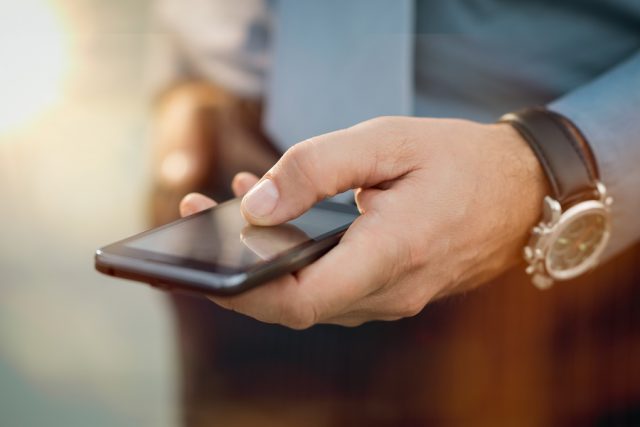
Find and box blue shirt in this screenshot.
[155,0,640,262]
[264,0,640,262]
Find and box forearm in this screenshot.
[548,50,640,261]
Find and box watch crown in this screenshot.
[596,181,613,208]
[542,196,562,226]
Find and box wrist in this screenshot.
[498,108,612,288]
[494,122,551,268]
[445,121,551,294]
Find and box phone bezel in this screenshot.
[95,199,358,295]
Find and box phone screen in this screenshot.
[125,199,357,269]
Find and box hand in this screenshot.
[152,81,277,225]
[181,116,548,328]
[153,82,225,192]
[179,171,260,215]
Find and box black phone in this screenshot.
[95,198,359,296]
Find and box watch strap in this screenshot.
[500,108,599,206]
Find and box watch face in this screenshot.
[546,207,610,280]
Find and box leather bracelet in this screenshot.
[499,107,599,207]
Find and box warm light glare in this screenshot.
[0,0,68,133]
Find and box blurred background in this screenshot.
[1,1,639,426]
[0,1,179,425]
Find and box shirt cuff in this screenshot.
[548,50,640,262]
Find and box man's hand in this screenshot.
[181,116,548,328]
[152,81,277,225]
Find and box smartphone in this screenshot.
[95,198,359,296]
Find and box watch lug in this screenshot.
[522,196,562,291]
[542,196,562,226]
[595,181,613,207]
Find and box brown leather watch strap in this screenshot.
[500,107,600,207]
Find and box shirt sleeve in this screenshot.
[548,51,640,262]
[150,0,271,98]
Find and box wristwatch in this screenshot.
[499,108,612,290]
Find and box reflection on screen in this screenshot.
[126,199,357,269]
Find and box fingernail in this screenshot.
[243,179,279,218]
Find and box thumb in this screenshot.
[241,117,414,225]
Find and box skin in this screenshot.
[151,81,278,225]
[180,116,549,329]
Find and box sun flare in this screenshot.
[0,0,69,134]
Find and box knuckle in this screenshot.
[280,140,327,196]
[350,116,402,137]
[278,298,318,330]
[209,295,234,311]
[358,116,418,174]
[406,235,431,273]
[394,298,425,319]
[363,115,398,129]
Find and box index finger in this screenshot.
[209,213,392,329]
[241,117,417,226]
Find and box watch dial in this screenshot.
[547,212,607,273]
